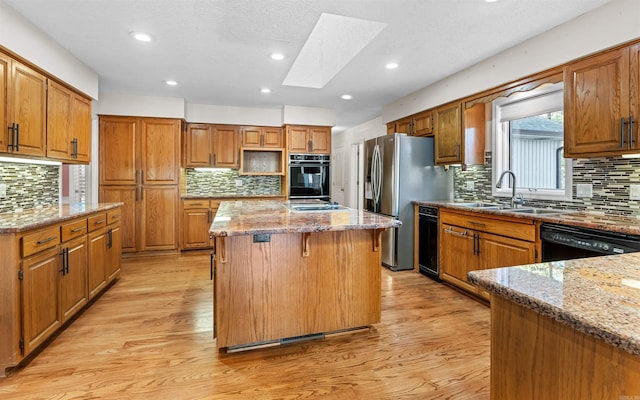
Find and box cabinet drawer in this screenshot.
[61,219,87,242]
[22,226,61,257]
[87,213,108,232]
[440,210,536,242]
[107,209,121,225]
[183,199,209,209]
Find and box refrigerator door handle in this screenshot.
[374,145,382,208]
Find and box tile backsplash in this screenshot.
[454,153,640,217]
[185,168,281,196]
[0,161,60,213]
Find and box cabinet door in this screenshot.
[435,102,462,164]
[630,43,640,147]
[141,118,180,185]
[213,126,239,168]
[479,233,535,271]
[564,47,630,157]
[309,127,331,153]
[182,208,212,249]
[287,126,309,153]
[9,61,46,157]
[241,126,261,147]
[140,185,179,251]
[394,117,413,134]
[386,123,396,135]
[46,80,73,161]
[60,236,88,323]
[184,123,213,167]
[0,53,7,150]
[99,186,137,253]
[413,111,433,136]
[105,224,122,282]
[439,224,479,292]
[87,229,107,299]
[70,94,92,163]
[262,127,283,148]
[21,247,61,355]
[99,116,139,185]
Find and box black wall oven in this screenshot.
[418,205,440,280]
[288,154,330,200]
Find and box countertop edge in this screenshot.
[0,202,124,233]
[468,270,640,357]
[210,221,400,237]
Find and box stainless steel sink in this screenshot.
[499,207,570,215]
[453,202,502,209]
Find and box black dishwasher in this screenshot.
[540,223,640,262]
[418,205,440,281]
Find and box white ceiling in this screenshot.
[3,0,610,132]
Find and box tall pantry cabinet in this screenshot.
[98,116,181,253]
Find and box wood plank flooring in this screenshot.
[0,253,490,399]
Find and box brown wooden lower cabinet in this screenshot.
[439,209,538,301]
[0,207,122,377]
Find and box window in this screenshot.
[492,82,571,201]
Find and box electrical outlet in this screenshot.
[576,183,592,198]
[0,183,6,199]
[631,184,640,200]
[466,181,475,191]
[235,179,243,187]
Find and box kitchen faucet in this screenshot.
[496,170,523,208]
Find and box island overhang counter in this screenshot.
[468,253,640,399]
[209,200,400,351]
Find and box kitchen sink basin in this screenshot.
[499,207,570,215]
[453,202,502,209]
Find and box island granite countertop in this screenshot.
[0,202,124,233]
[468,253,640,356]
[210,200,400,237]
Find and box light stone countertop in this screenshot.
[0,203,123,233]
[468,253,640,356]
[209,200,400,237]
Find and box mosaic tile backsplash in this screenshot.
[185,168,281,196]
[0,162,60,213]
[454,153,640,217]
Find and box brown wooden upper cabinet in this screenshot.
[0,52,47,157]
[564,43,640,158]
[286,125,331,154]
[241,126,283,148]
[434,102,463,164]
[387,110,433,136]
[47,80,92,163]
[183,123,239,168]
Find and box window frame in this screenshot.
[491,82,572,202]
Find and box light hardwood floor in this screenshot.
[0,253,490,399]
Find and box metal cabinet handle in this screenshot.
[71,226,85,233]
[107,229,113,249]
[444,227,467,237]
[622,117,627,148]
[14,124,19,151]
[60,248,67,275]
[36,236,57,245]
[94,219,106,225]
[455,143,460,159]
[468,221,486,227]
[71,138,78,158]
[630,115,635,148]
[7,123,16,151]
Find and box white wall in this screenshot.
[95,93,186,119]
[0,1,98,98]
[383,0,640,123]
[282,105,336,126]
[187,104,282,126]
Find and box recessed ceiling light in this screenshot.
[166,80,178,86]
[486,0,498,2]
[341,94,352,100]
[386,62,399,70]
[130,31,154,42]
[260,88,271,93]
[270,53,285,61]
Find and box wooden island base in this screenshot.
[214,229,383,350]
[491,295,640,399]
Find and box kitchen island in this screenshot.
[468,254,640,399]
[209,200,400,351]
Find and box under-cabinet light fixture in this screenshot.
[0,156,61,166]
[193,168,232,172]
[622,154,640,159]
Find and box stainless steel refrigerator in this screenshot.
[364,133,453,271]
